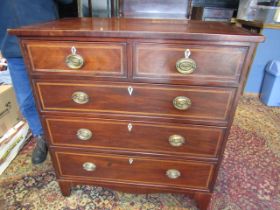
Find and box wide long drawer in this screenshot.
[35,81,236,124]
[44,117,226,158]
[22,40,127,78]
[133,42,247,86]
[53,150,215,190]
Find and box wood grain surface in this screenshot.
[44,117,226,158]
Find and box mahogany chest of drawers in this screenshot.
[11,18,263,210]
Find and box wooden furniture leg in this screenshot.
[193,192,212,210]
[58,180,72,197]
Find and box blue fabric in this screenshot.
[0,0,73,136]
[7,58,43,136]
[0,0,73,58]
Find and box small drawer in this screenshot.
[23,40,127,78]
[35,81,235,125]
[133,43,247,86]
[54,150,215,190]
[44,117,226,158]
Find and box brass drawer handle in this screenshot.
[166,169,181,179]
[76,128,92,141]
[173,96,191,110]
[65,46,84,69]
[176,49,196,74]
[72,91,89,104]
[83,162,96,171]
[169,135,185,147]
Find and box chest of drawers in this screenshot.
[11,18,263,210]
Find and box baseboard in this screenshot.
[242,92,260,97]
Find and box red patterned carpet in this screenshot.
[0,96,280,210]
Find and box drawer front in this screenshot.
[35,81,235,123]
[133,43,247,85]
[54,150,215,190]
[23,40,127,78]
[45,117,226,158]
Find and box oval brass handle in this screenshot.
[166,169,181,179]
[169,135,185,147]
[83,162,96,171]
[65,46,84,69]
[176,49,196,74]
[72,91,89,104]
[173,96,191,110]
[76,128,92,141]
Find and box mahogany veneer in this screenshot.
[133,43,247,85]
[10,18,263,210]
[55,150,214,190]
[25,40,127,77]
[44,117,226,158]
[35,81,235,125]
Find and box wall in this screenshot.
[244,28,280,93]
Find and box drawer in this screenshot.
[44,117,226,158]
[23,40,127,78]
[133,43,247,86]
[35,81,235,124]
[53,150,215,190]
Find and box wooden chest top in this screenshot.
[9,18,264,42]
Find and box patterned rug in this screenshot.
[0,96,280,210]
